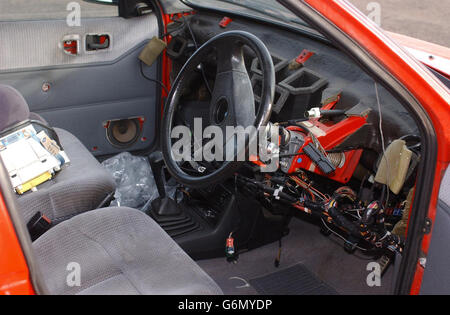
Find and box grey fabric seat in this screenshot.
[33,207,223,295]
[17,128,116,222]
[0,84,115,222]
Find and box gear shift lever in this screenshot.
[149,151,166,198]
[148,151,181,217]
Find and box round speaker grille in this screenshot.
[106,119,141,148]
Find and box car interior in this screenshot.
[0,0,443,295]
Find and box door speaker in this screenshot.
[106,118,142,148]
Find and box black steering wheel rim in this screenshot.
[161,31,275,188]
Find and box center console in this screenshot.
[146,152,287,260]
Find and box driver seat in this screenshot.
[33,206,222,295]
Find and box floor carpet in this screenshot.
[197,217,394,295]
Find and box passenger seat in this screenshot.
[0,84,116,224]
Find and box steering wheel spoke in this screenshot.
[211,42,256,129]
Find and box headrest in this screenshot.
[0,84,30,132]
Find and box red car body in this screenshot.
[0,0,449,295]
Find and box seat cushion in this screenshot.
[17,128,116,223]
[33,207,223,295]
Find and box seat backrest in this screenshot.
[0,84,30,132]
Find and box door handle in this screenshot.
[86,34,110,51]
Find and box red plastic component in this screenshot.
[219,17,233,28]
[63,40,78,55]
[225,236,235,256]
[226,237,234,248]
[295,49,315,65]
[322,93,341,110]
[286,105,367,183]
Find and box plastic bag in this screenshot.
[101,152,159,208]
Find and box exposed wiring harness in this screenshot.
[236,174,404,254]
[375,82,391,208]
[139,60,169,95]
[160,15,186,39]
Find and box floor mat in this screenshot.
[198,218,394,295]
[249,263,338,295]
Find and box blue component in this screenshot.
[2,131,25,146]
[297,158,302,163]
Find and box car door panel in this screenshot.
[420,166,450,294]
[0,15,160,156]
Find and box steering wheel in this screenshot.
[161,31,275,188]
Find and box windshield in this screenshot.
[184,0,307,26]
